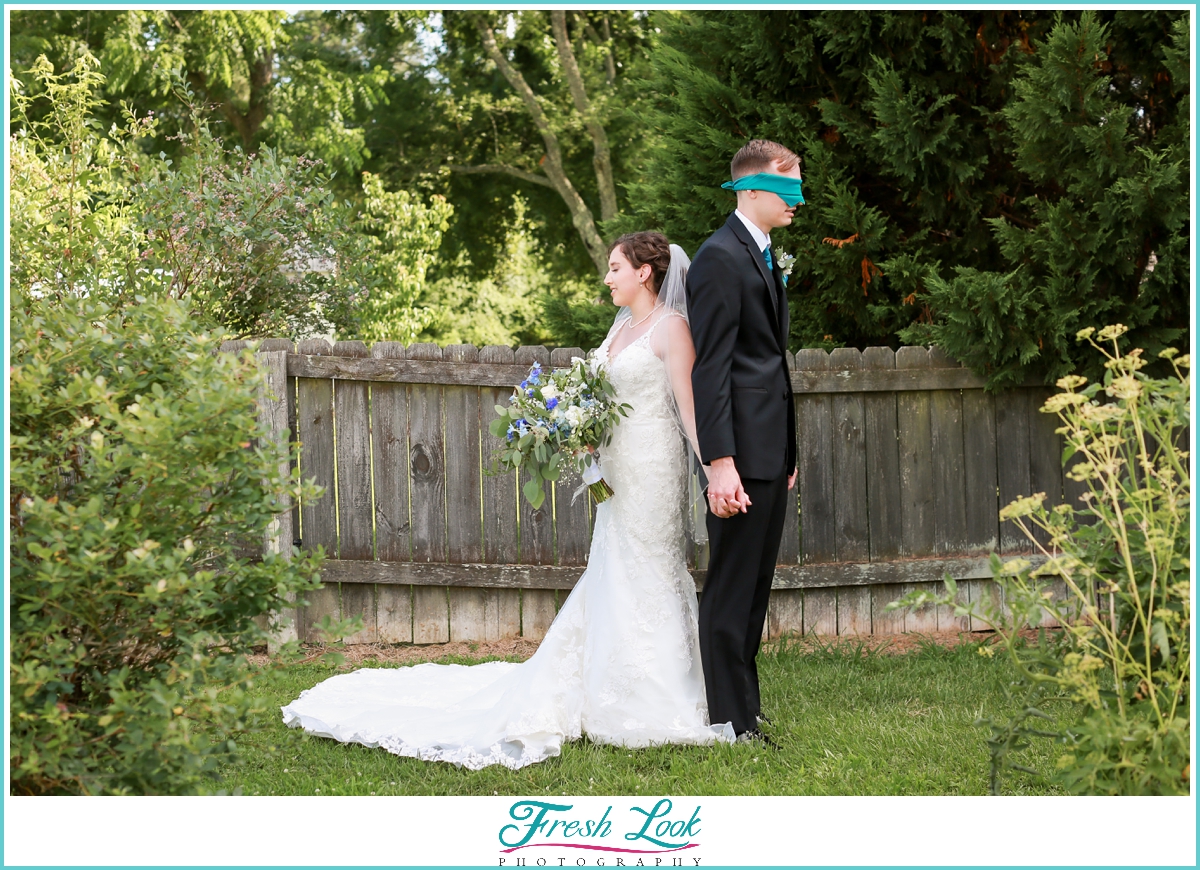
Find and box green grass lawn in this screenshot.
[215,637,1070,796]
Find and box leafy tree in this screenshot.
[622,10,1188,385]
[383,11,655,280]
[11,53,371,339]
[355,171,454,344]
[9,9,393,177]
[419,196,598,348]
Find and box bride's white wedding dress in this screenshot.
[281,312,734,769]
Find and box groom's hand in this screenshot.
[706,456,751,518]
[787,467,797,491]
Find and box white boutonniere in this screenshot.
[777,251,797,286]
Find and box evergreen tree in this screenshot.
[621,10,1188,385]
[901,12,1190,386]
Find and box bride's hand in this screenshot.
[706,457,750,518]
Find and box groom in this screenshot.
[686,139,802,743]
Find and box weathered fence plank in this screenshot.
[893,347,936,632]
[407,343,449,643]
[332,341,375,643]
[996,389,1033,554]
[445,344,484,564]
[830,347,868,563]
[796,349,835,564]
[896,346,936,559]
[863,347,903,562]
[444,344,492,642]
[370,342,412,643]
[837,586,872,636]
[803,588,838,636]
[377,585,413,644]
[479,345,522,641]
[295,338,340,641]
[767,589,803,640]
[521,589,558,642]
[926,348,967,630]
[928,347,967,555]
[260,339,300,556]
[962,389,999,552]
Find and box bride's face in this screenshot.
[604,247,652,308]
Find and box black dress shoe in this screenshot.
[735,728,780,750]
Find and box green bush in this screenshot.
[898,325,1190,794]
[10,293,325,795]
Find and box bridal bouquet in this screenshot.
[488,358,630,509]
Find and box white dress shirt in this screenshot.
[734,209,770,253]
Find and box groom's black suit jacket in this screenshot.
[687,213,797,481]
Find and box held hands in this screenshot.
[705,462,797,518]
[706,456,751,519]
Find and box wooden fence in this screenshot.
[228,338,1075,647]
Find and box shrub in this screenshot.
[10,292,325,794]
[896,325,1190,794]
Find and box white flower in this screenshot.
[541,383,559,401]
[777,250,797,279]
[565,406,585,428]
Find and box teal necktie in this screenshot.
[763,245,774,271]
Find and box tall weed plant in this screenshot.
[897,325,1190,794]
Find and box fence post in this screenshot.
[257,348,298,653]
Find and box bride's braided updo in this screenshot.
[608,232,671,295]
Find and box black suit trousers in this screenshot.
[698,472,789,736]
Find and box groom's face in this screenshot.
[741,160,803,231]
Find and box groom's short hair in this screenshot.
[730,140,800,179]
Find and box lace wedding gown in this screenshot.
[281,314,734,769]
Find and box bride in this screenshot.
[282,232,734,769]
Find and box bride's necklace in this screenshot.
[625,307,656,330]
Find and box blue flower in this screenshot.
[546,397,559,410]
[520,379,529,390]
[506,426,515,442]
[526,388,535,398]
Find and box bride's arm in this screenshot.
[652,313,702,460]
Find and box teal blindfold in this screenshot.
[721,172,805,207]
